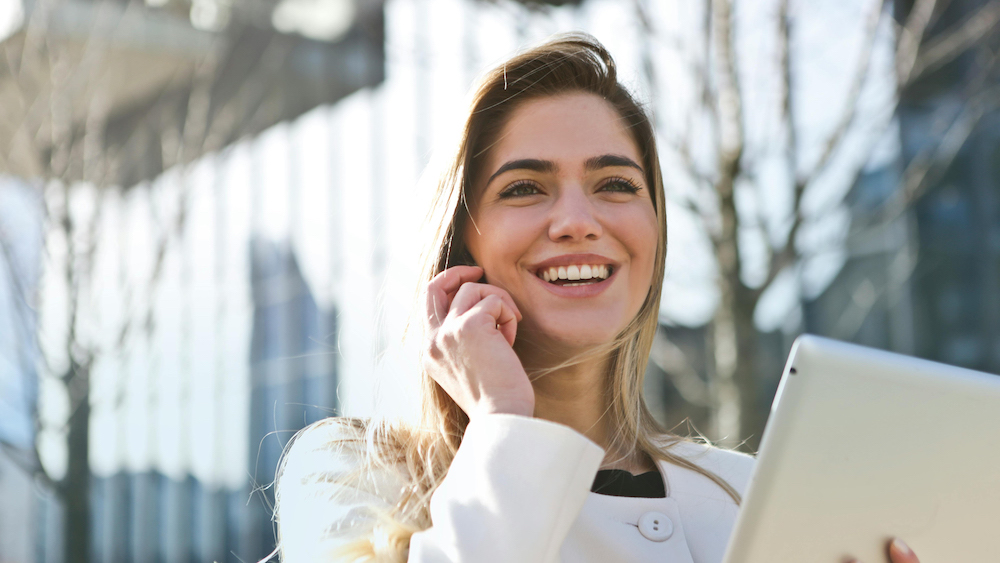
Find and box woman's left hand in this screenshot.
[848,539,920,563]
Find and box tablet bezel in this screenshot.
[722,335,1000,563]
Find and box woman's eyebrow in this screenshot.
[486,158,555,187]
[484,154,643,189]
[585,154,643,173]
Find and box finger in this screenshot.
[485,295,519,346]
[497,309,518,347]
[434,266,484,301]
[888,539,919,563]
[450,283,522,322]
[465,294,519,347]
[425,266,484,325]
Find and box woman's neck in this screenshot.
[530,359,611,447]
[518,346,655,475]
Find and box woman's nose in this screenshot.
[547,188,602,241]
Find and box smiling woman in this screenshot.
[271,34,915,563]
[465,93,658,356]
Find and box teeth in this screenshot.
[539,264,612,283]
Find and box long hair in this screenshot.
[275,33,740,563]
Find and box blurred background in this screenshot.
[0,0,997,561]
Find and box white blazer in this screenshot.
[277,414,756,563]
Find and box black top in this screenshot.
[590,468,666,498]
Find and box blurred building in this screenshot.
[0,0,382,561]
[78,237,338,563]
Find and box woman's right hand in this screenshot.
[848,538,920,563]
[423,265,535,420]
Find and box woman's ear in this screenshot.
[455,249,487,283]
[467,259,488,284]
[454,248,478,269]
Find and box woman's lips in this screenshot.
[530,264,617,298]
[537,263,612,284]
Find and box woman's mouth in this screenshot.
[536,264,613,287]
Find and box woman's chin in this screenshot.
[515,321,624,357]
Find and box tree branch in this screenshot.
[886,85,1000,220]
[710,0,746,277]
[843,80,1000,238]
[758,218,799,298]
[908,0,1000,83]
[672,136,716,202]
[0,439,57,491]
[711,0,744,170]
[757,0,805,302]
[802,0,889,184]
[777,0,795,176]
[896,0,939,86]
[830,245,919,342]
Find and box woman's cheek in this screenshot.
[618,206,658,259]
[623,208,659,304]
[476,214,537,288]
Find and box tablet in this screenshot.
[722,335,1000,563]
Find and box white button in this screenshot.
[637,511,673,541]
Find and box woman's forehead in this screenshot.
[487,92,642,172]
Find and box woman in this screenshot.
[274,34,920,563]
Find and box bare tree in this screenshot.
[645,0,1000,448]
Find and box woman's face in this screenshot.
[464,92,659,352]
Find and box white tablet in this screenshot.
[722,335,1000,563]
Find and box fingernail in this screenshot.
[891,538,912,556]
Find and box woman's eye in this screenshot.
[499,181,542,198]
[600,177,641,194]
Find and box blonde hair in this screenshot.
[275,33,740,563]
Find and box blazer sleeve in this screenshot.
[276,415,604,563]
[407,414,605,563]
